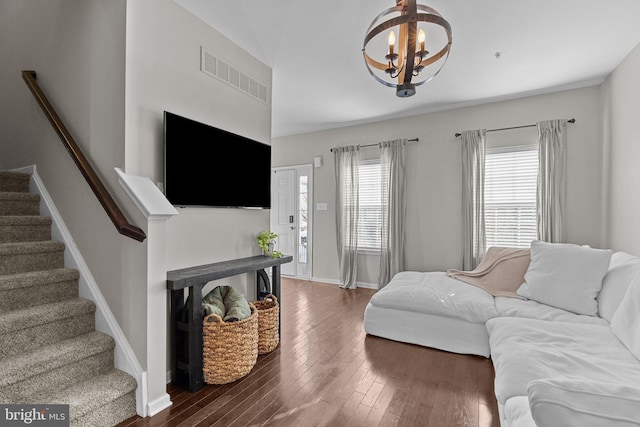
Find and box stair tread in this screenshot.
[0,297,95,335]
[0,240,65,255]
[45,369,137,419]
[0,172,31,194]
[0,331,114,386]
[0,171,30,181]
[0,215,52,225]
[0,268,79,291]
[0,191,39,201]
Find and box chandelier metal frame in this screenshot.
[362,0,452,97]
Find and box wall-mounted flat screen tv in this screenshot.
[163,111,271,209]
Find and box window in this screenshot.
[485,145,538,248]
[358,160,382,251]
[298,175,308,264]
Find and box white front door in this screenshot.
[271,169,296,276]
[270,165,313,279]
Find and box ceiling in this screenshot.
[176,0,640,138]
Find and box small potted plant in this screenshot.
[256,230,282,258]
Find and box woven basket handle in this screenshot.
[204,312,224,323]
[264,294,278,304]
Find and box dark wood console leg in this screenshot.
[187,284,204,392]
[257,269,271,298]
[271,265,282,336]
[170,289,182,386]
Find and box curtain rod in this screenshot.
[454,118,576,138]
[330,137,419,152]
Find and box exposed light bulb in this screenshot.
[388,30,396,46]
[417,29,426,53]
[388,30,396,56]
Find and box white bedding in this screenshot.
[364,271,496,357]
[368,271,498,323]
[487,316,640,406]
[494,297,609,325]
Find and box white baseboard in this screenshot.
[13,165,148,417]
[147,393,172,417]
[356,281,378,290]
[310,276,378,289]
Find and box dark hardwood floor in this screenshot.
[118,277,500,427]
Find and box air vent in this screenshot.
[200,46,268,104]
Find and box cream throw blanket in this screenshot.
[447,247,531,298]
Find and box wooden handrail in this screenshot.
[21,70,146,242]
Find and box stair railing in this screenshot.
[21,70,146,242]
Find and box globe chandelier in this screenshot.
[362,0,452,97]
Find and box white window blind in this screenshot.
[358,160,382,251]
[485,145,538,248]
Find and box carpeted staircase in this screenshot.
[0,171,137,426]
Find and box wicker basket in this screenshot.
[202,303,259,385]
[252,294,279,355]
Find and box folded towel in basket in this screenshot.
[203,285,252,322]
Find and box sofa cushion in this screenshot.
[368,271,498,323]
[528,379,640,427]
[516,240,613,316]
[608,251,640,270]
[598,252,640,322]
[503,396,536,427]
[487,316,640,406]
[611,271,640,360]
[495,297,608,325]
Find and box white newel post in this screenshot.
[116,168,179,417]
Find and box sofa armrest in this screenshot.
[527,378,640,427]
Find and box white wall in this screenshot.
[125,0,273,300]
[601,42,640,255]
[272,87,604,285]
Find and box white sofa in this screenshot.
[364,244,640,426]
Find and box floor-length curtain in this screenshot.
[378,139,407,288]
[537,119,567,243]
[461,129,486,270]
[333,146,360,289]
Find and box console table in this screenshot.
[167,255,293,392]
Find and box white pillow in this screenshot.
[598,255,640,322]
[516,241,613,315]
[528,378,640,427]
[610,272,640,360]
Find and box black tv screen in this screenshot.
[163,111,271,209]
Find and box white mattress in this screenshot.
[368,271,498,322]
[487,316,640,407]
[363,271,496,357]
[364,303,491,357]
